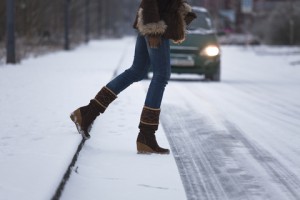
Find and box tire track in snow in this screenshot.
[162,107,261,200]
[161,84,300,200]
[224,121,300,200]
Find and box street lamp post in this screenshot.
[84,0,90,43]
[64,0,70,50]
[289,0,294,45]
[6,0,16,64]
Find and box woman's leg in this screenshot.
[106,34,150,95]
[136,37,171,154]
[144,37,171,108]
[71,35,150,139]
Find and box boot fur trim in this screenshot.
[93,98,107,109]
[104,86,117,97]
[143,106,160,111]
[93,86,117,113]
[140,121,159,126]
[140,106,161,126]
[136,8,167,36]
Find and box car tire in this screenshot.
[205,63,221,82]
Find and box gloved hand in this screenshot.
[148,35,161,48]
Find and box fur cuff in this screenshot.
[180,2,193,16]
[136,8,167,36]
[172,38,186,44]
[173,2,194,44]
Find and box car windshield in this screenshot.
[188,10,212,31]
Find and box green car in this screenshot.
[170,7,221,81]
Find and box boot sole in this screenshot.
[70,109,90,140]
[137,142,170,155]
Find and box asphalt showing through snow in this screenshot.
[51,140,86,200]
[160,82,300,200]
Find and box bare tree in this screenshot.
[0,1,5,41]
[253,1,300,45]
[0,0,141,63]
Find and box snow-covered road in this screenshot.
[158,46,300,199]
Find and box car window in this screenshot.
[188,10,212,31]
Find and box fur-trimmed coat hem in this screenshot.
[136,8,168,36]
[133,0,196,42]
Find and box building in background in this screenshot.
[190,0,292,33]
[189,0,300,45]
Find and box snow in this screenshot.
[0,37,185,200]
[161,45,300,199]
[60,39,185,200]
[201,45,300,175]
[1,37,300,200]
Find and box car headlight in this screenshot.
[200,45,220,57]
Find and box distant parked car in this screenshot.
[168,7,221,81]
[218,33,261,45]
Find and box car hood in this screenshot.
[187,29,215,35]
[171,31,218,50]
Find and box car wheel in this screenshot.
[205,63,221,82]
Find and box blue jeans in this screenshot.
[106,34,171,109]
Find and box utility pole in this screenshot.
[84,0,90,43]
[102,0,107,36]
[6,0,16,64]
[235,0,243,33]
[289,0,294,45]
[64,0,70,50]
[97,0,101,37]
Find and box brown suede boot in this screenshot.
[70,86,117,139]
[136,106,170,154]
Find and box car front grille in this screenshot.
[170,46,199,55]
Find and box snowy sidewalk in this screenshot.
[61,83,185,200]
[0,37,185,200]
